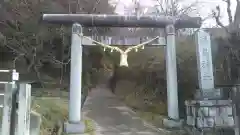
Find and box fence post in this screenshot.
[1,83,14,135]
[232,86,240,135]
[17,83,31,135]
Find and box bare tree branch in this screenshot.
[178,2,198,16]
[156,0,167,15]
[155,0,198,17]
[13,54,24,69]
[223,0,233,23]
[212,6,229,32]
[91,0,101,13]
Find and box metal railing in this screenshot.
[0,69,19,135]
[0,69,19,84]
[0,69,40,135]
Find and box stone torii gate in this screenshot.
[42,14,201,133]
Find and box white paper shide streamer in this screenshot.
[120,52,128,67]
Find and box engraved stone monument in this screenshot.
[185,30,235,135]
[195,30,214,90]
[195,30,223,100]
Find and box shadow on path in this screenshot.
[82,85,167,135]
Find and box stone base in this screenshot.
[194,88,228,100]
[163,118,183,128]
[64,121,86,134]
[185,99,234,129]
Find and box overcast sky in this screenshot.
[112,0,237,28]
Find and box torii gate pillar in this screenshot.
[162,24,184,127]
[64,23,85,133]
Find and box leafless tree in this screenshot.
[212,0,240,84]
[154,0,199,17]
[0,0,115,87]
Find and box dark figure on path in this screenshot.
[81,91,87,108]
[109,64,118,94]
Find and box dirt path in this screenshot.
[82,85,169,135]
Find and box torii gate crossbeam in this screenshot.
[42,14,201,28]
[41,13,201,134]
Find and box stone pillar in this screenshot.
[165,24,179,119]
[194,30,223,100]
[64,23,85,134]
[163,24,183,128]
[196,30,214,90]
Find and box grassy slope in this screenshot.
[32,97,95,135]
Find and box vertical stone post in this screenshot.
[163,24,182,128]
[69,23,83,122]
[195,30,214,91]
[64,23,85,134]
[194,30,223,100]
[165,24,179,120]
